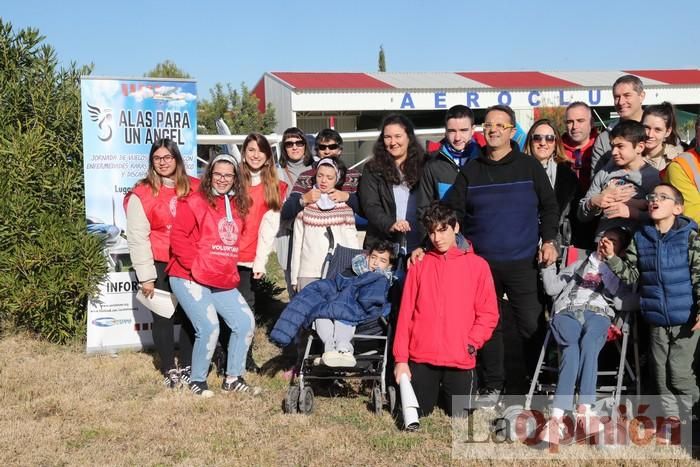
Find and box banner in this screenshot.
[80,77,197,354]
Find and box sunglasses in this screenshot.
[284,140,305,148]
[532,134,556,143]
[317,143,340,151]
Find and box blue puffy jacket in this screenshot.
[270,271,391,347]
[636,215,697,326]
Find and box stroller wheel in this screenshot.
[298,386,314,414]
[372,386,383,415]
[387,386,397,415]
[283,385,300,414]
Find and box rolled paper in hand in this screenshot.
[399,373,420,431]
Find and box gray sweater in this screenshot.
[578,162,660,240]
[541,256,638,319]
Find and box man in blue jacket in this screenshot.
[443,104,560,406]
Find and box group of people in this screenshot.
[124,73,700,444]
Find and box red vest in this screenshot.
[238,181,288,262]
[184,193,242,290]
[124,177,199,262]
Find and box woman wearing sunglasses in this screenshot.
[525,119,580,249]
[275,127,313,297]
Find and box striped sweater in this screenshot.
[290,202,359,285]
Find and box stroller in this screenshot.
[281,229,405,415]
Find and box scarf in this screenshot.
[542,157,557,188]
[351,254,394,283]
[440,143,471,167]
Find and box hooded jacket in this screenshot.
[392,245,498,370]
[167,192,242,289]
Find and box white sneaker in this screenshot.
[538,418,566,445]
[336,350,356,367]
[322,350,356,367]
[321,350,342,366]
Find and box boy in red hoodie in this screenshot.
[393,202,499,416]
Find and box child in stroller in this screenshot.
[270,240,396,363]
[270,240,398,414]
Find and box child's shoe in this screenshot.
[336,350,356,367]
[321,350,341,367]
[538,418,567,446]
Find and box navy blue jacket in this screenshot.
[444,148,559,263]
[636,216,698,326]
[270,271,391,347]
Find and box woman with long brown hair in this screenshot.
[358,113,426,251]
[225,133,287,372]
[168,154,259,397]
[124,138,198,389]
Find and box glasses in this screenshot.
[153,155,174,163]
[532,134,556,143]
[317,143,340,151]
[482,123,514,131]
[645,193,675,202]
[284,140,305,149]
[212,172,235,181]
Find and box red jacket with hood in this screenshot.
[392,245,498,370]
[167,191,242,290]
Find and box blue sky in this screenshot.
[3,0,698,98]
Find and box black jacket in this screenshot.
[357,168,420,249]
[415,143,483,239]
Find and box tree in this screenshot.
[378,45,386,72]
[144,60,191,79]
[0,20,107,343]
[198,82,276,135]
[534,106,567,135]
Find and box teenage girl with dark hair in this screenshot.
[124,138,198,389]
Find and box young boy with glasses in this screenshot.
[602,183,700,443]
[578,120,661,241]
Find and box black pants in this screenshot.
[151,261,195,374]
[409,361,476,417]
[478,259,544,394]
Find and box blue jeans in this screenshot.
[550,309,610,411]
[170,277,254,383]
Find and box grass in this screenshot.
[0,257,696,466]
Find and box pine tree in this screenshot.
[378,45,386,72]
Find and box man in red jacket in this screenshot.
[393,203,499,417]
